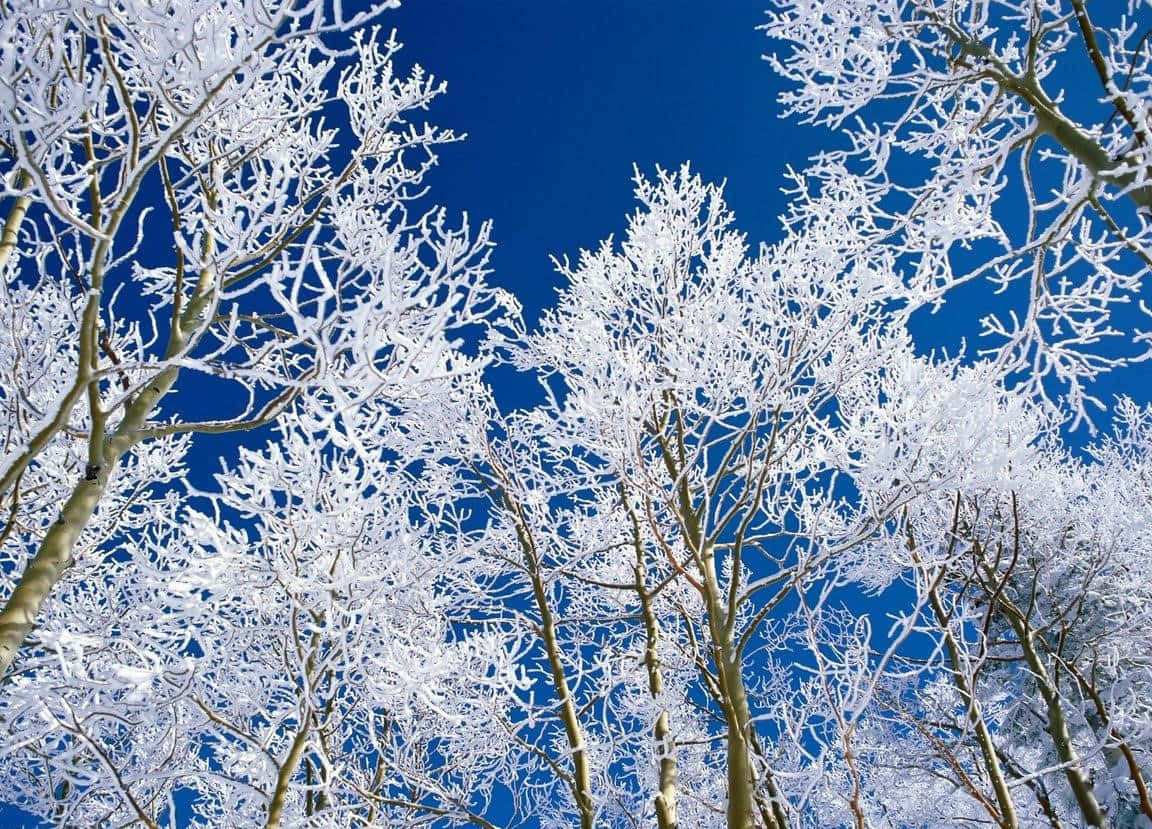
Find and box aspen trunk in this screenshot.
[636,561,678,829]
[0,364,181,677]
[698,539,764,829]
[0,257,213,677]
[265,724,311,829]
[509,503,595,829]
[997,598,1107,828]
[0,177,30,275]
[626,489,679,829]
[920,573,1018,828]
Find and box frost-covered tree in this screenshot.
[0,0,507,678]
[0,1,519,825]
[890,401,1152,828]
[765,0,1152,424]
[498,166,904,829]
[452,163,1152,828]
[424,167,1088,829]
[830,363,1152,827]
[426,383,724,829]
[0,393,531,827]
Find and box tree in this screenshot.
[497,166,904,829]
[0,0,507,677]
[446,165,1152,828]
[432,167,1103,828]
[0,1,519,825]
[764,0,1152,425]
[889,399,1152,828]
[0,396,530,826]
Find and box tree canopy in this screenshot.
[0,1,1150,827]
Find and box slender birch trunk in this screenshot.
[687,506,766,829]
[0,262,214,678]
[625,492,678,829]
[657,410,783,829]
[993,589,1107,828]
[698,546,762,829]
[0,368,177,676]
[507,497,595,829]
[266,723,312,829]
[0,173,30,277]
[914,549,1019,829]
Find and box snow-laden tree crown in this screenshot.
[0,1,1149,827]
